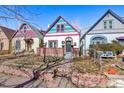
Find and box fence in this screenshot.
[37,48,79,57]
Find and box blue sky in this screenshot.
[0,5,124,31]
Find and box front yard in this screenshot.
[0,54,124,87]
[0,54,63,69]
[73,57,124,76]
[15,55,122,76]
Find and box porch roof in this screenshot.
[116,36,124,40]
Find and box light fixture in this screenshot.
[62,41,65,45]
[74,42,76,46]
[62,41,65,47]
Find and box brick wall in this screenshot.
[37,48,64,57]
[37,48,79,57]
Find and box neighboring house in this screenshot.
[44,16,80,56]
[80,9,124,56]
[12,23,43,54]
[0,26,15,55]
[40,30,46,36]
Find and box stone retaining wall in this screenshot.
[71,73,108,87]
[0,64,108,87]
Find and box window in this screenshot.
[56,24,64,32]
[48,40,58,48]
[57,25,60,32]
[15,40,21,50]
[24,26,27,33]
[103,20,113,29]
[90,36,107,45]
[61,24,64,32]
[109,20,113,29]
[104,21,107,29]
[0,42,4,50]
[24,26,27,30]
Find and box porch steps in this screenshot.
[108,75,124,87]
[116,80,124,88]
[64,52,73,60]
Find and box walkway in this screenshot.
[108,75,124,88]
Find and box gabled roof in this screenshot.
[28,24,43,38]
[45,16,79,34]
[12,23,43,39]
[80,9,124,41]
[0,26,15,40]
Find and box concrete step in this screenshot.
[64,52,72,60]
[109,79,124,87]
[116,84,124,88]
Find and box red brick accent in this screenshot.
[37,48,63,57]
[37,48,79,57]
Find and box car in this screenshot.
[97,51,116,58]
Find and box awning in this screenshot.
[116,36,124,40]
[24,38,34,44]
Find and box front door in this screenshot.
[66,41,71,52]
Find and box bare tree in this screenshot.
[0,5,42,28]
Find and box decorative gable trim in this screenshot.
[12,23,30,38]
[45,16,79,35]
[45,33,80,37]
[12,30,25,39]
[12,23,43,39]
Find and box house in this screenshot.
[44,16,80,57]
[80,9,124,56]
[12,23,43,54]
[0,26,15,55]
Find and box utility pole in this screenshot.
[43,43,47,63]
[99,55,102,72]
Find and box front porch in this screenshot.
[14,38,34,54]
[24,38,34,52]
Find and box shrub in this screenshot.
[89,40,124,57]
[39,39,44,47]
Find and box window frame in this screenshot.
[103,20,113,29]
[103,21,107,29]
[109,20,113,29]
[48,40,58,48]
[56,24,64,32]
[15,40,21,50]
[61,24,64,32]
[57,24,60,32]
[91,36,107,45]
[23,26,27,33]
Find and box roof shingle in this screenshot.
[0,26,15,40]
